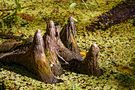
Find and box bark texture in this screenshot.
[83,43,102,76]
[44,21,63,76]
[0,17,103,84]
[44,20,83,62]
[60,17,80,54]
[0,30,60,84]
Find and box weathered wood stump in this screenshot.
[0,17,103,84]
[43,21,63,76]
[83,43,102,76]
[32,30,60,83]
[60,17,80,55]
[44,20,83,62]
[0,40,22,53]
[0,30,60,84]
[64,43,102,76]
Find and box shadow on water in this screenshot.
[115,72,135,88]
[0,81,5,90]
[86,0,135,31]
[129,58,135,73]
[114,58,135,89]
[61,60,103,76]
[0,62,39,82]
[61,59,87,74]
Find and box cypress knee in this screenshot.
[59,17,83,62]
[43,21,63,76]
[60,17,80,54]
[0,30,60,84]
[83,43,102,76]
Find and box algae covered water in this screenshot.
[0,0,135,89]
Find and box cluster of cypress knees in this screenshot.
[0,17,102,84]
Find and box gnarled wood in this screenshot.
[44,20,83,62]
[62,43,103,76]
[33,30,60,83]
[0,17,103,84]
[44,21,63,76]
[60,17,82,62]
[0,40,22,53]
[0,30,60,84]
[60,17,80,54]
[58,17,83,72]
[83,43,102,76]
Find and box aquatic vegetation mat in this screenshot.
[0,0,135,90]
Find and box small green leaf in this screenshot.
[69,3,77,9]
[72,17,78,22]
